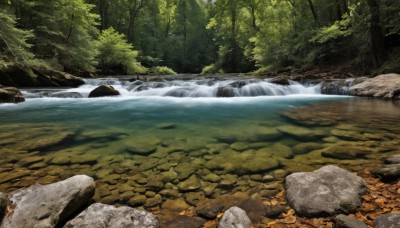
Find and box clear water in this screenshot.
[1,78,399,213]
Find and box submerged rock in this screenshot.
[351,74,400,99]
[320,144,369,160]
[218,206,252,228]
[277,125,315,140]
[64,203,159,228]
[374,213,400,228]
[1,175,95,228]
[88,85,120,98]
[285,165,367,217]
[0,85,25,103]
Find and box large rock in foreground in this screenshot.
[0,175,95,228]
[218,206,252,228]
[351,74,400,99]
[374,213,400,228]
[64,203,159,228]
[88,85,120,98]
[285,165,367,217]
[0,85,25,103]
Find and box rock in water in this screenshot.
[334,214,367,228]
[374,213,400,228]
[351,74,400,99]
[218,207,252,228]
[88,85,120,98]
[285,165,367,217]
[0,192,6,221]
[216,87,235,97]
[0,175,95,228]
[0,85,25,103]
[64,203,159,228]
[374,164,400,182]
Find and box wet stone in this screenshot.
[159,189,180,199]
[128,195,147,206]
[196,199,224,219]
[262,175,275,182]
[277,125,315,140]
[50,156,71,165]
[145,191,157,197]
[293,142,324,155]
[120,191,135,201]
[178,175,201,192]
[230,142,249,151]
[162,198,189,212]
[185,192,205,206]
[161,215,206,228]
[161,171,178,182]
[203,173,221,183]
[144,194,162,208]
[146,178,164,191]
[18,156,43,166]
[103,174,120,184]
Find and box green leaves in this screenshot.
[96,28,147,74]
[0,10,35,69]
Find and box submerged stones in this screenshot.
[285,165,367,217]
[277,125,315,140]
[64,203,159,228]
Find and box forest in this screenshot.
[0,0,399,76]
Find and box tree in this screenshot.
[0,10,35,69]
[366,0,387,67]
[96,27,147,74]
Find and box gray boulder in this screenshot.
[0,193,5,221]
[64,203,159,228]
[374,213,400,228]
[88,85,120,98]
[285,165,367,217]
[374,164,400,182]
[218,206,252,228]
[334,214,367,228]
[0,85,25,103]
[0,175,95,228]
[351,74,400,99]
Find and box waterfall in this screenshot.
[22,78,333,98]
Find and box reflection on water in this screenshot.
[0,96,399,212]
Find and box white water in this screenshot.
[22,78,323,98]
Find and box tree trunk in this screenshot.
[366,0,387,67]
[307,0,318,22]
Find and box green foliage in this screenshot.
[0,10,34,69]
[201,64,218,74]
[96,27,147,74]
[17,0,99,72]
[151,66,177,75]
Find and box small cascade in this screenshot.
[22,77,351,98]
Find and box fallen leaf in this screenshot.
[282,216,296,224]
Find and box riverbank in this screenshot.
[1,162,399,227]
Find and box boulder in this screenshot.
[161,216,206,228]
[218,206,252,228]
[88,85,120,98]
[351,74,400,99]
[64,203,159,228]
[0,85,25,103]
[334,214,367,228]
[374,164,400,182]
[0,175,95,228]
[374,213,400,228]
[270,76,290,86]
[285,165,367,217]
[0,192,6,221]
[384,154,400,164]
[216,87,235,97]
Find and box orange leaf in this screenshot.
[282,216,297,224]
